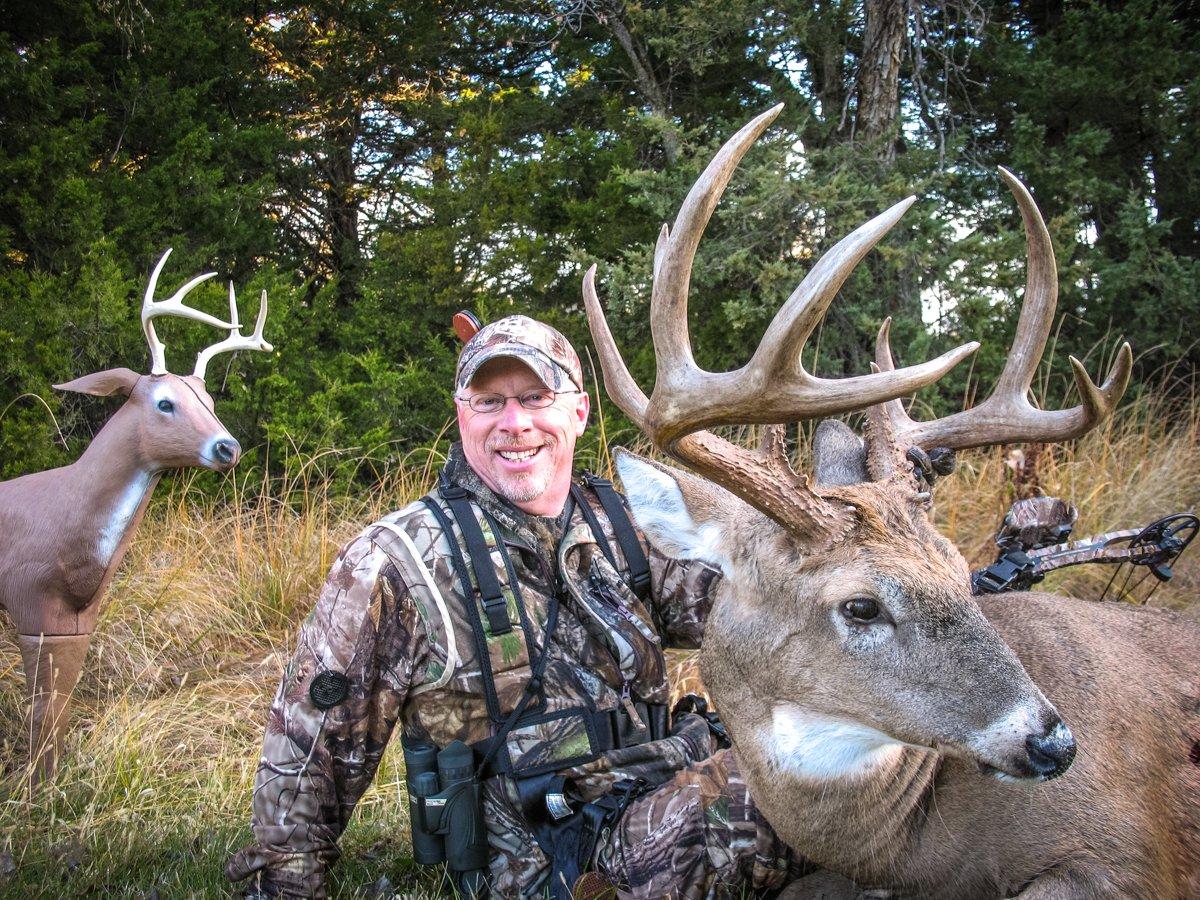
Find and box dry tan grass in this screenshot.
[0,402,1196,896]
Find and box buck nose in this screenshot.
[1025,719,1076,780]
[212,438,241,467]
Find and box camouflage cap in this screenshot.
[455,315,584,394]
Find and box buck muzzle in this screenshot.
[207,436,241,470]
[969,698,1077,783]
[1023,719,1076,780]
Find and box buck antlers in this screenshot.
[584,106,1130,536]
[142,248,274,379]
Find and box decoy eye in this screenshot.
[157,398,174,413]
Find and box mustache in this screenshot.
[486,436,556,453]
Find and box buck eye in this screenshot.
[841,597,882,623]
[157,398,174,413]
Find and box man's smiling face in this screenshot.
[456,356,589,516]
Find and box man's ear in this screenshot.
[614,448,740,575]
[573,391,590,436]
[53,367,141,398]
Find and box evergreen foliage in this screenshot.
[2,1,1196,485]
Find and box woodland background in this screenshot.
[2,0,1198,482]
[1,1,1199,897]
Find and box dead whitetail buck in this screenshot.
[585,106,1200,898]
[0,249,271,782]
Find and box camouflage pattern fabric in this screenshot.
[995,497,1078,549]
[455,315,584,392]
[597,748,797,899]
[227,444,728,898]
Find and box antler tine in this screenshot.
[653,104,785,392]
[872,170,1133,452]
[863,349,911,481]
[652,223,670,282]
[992,167,1056,400]
[141,248,232,375]
[583,264,650,422]
[745,197,980,408]
[752,197,916,380]
[192,283,274,381]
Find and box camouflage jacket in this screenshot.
[227,444,722,898]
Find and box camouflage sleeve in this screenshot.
[648,544,723,649]
[225,529,432,897]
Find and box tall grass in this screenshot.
[0,401,1196,897]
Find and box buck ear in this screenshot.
[53,367,141,398]
[812,419,868,486]
[614,448,737,574]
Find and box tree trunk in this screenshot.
[325,110,362,309]
[855,0,907,148]
[604,4,679,165]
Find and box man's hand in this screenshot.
[227,847,326,899]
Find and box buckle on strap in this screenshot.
[439,480,469,501]
[481,593,512,636]
[577,778,648,864]
[607,777,648,806]
[631,569,651,595]
[599,701,669,750]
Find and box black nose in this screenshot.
[1025,720,1076,780]
[213,439,240,465]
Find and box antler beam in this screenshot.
[872,168,1132,453]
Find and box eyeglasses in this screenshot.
[456,389,581,414]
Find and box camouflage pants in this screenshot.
[596,748,795,899]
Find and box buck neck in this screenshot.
[741,720,941,882]
[66,404,159,568]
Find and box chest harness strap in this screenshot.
[421,474,662,752]
[581,472,651,602]
[439,480,515,637]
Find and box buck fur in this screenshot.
[617,434,1200,899]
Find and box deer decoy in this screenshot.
[0,249,272,782]
[586,106,1198,897]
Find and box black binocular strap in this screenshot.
[421,495,505,724]
[439,483,514,637]
[582,473,651,601]
[569,484,619,571]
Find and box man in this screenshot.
[226,315,798,898]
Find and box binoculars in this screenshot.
[403,738,489,898]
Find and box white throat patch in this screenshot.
[766,704,905,781]
[96,471,153,566]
